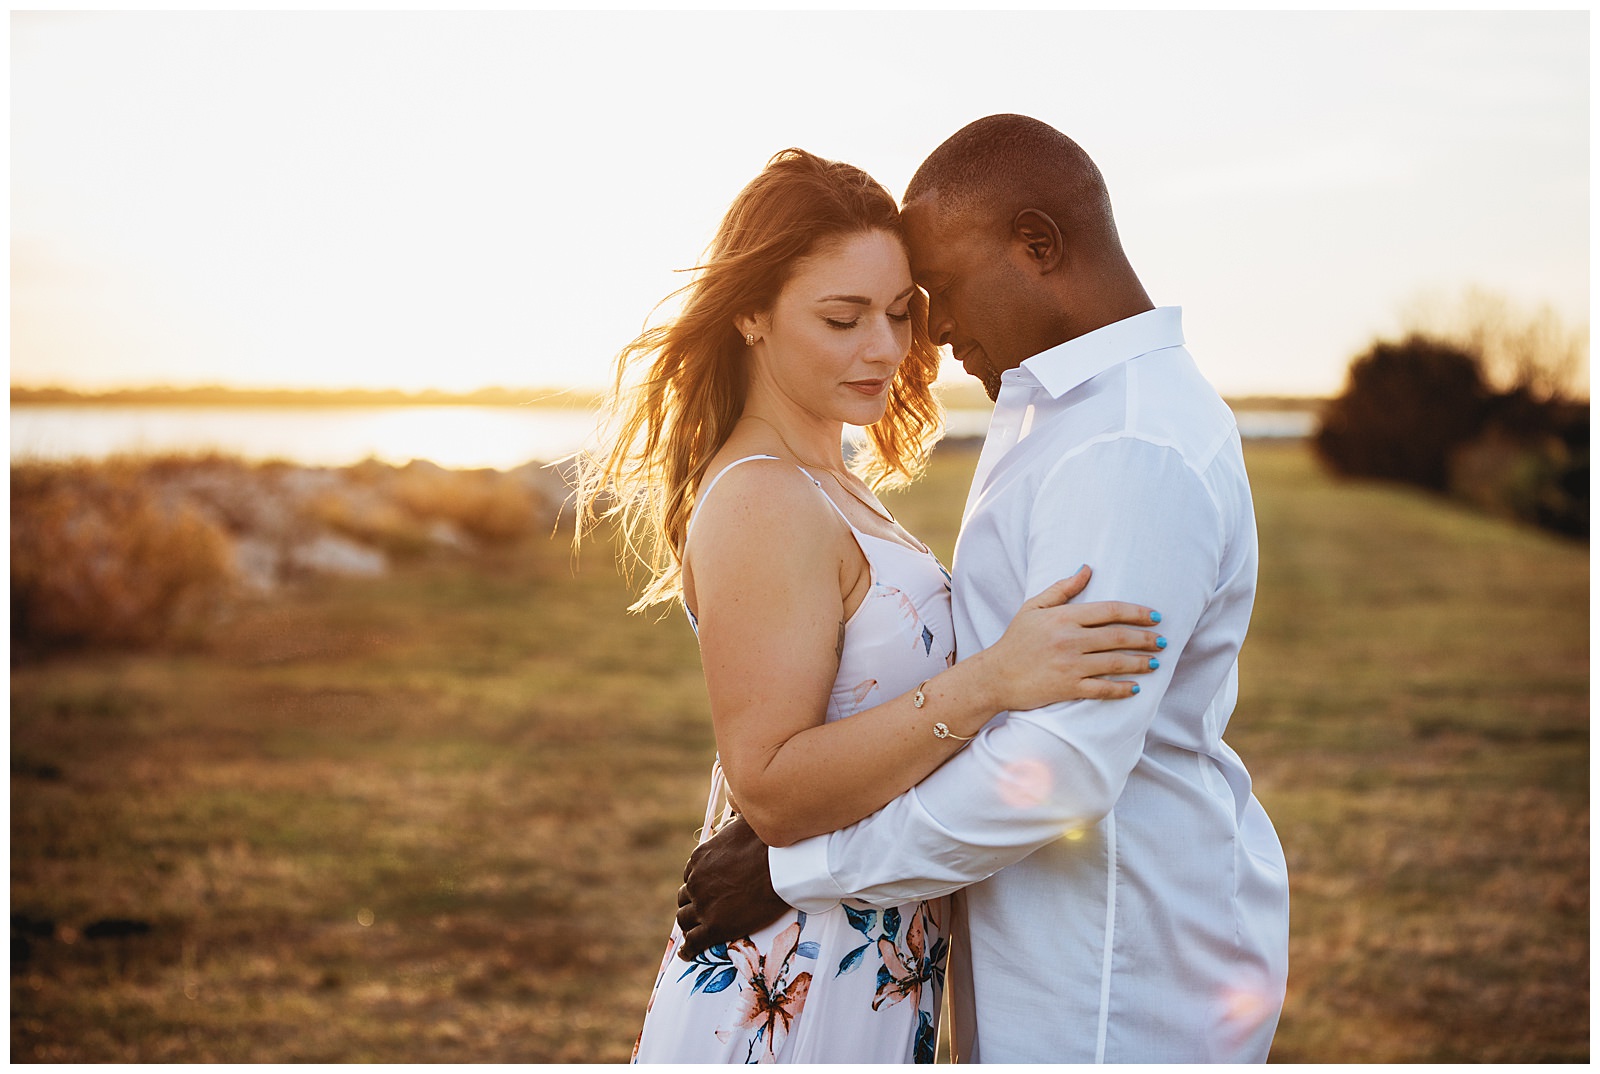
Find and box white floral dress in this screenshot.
[632,456,957,1064]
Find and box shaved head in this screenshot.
[898,115,1153,391]
[904,114,1120,256]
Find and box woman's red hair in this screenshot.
[574,149,944,610]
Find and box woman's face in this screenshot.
[747,228,916,427]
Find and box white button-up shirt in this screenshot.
[770,307,1289,1063]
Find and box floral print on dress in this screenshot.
[633,457,956,1064]
[843,678,879,715]
[871,582,940,656]
[712,917,818,1062]
[646,900,945,1065]
[832,902,948,1064]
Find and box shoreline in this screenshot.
[10,384,1331,412]
[9,385,605,409]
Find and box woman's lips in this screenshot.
[845,378,889,395]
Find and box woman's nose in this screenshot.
[869,315,907,366]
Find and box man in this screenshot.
[676,114,1289,1063]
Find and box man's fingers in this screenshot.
[676,883,691,909]
[675,900,699,938]
[677,923,710,961]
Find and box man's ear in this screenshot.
[1012,209,1064,274]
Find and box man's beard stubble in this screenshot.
[977,356,1003,402]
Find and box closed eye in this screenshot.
[827,311,912,330]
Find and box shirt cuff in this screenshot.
[768,834,843,914]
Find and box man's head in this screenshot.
[901,114,1149,398]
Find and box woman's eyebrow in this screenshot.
[816,285,918,305]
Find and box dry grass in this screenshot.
[1234,442,1589,1062]
[9,441,1588,1062]
[11,460,236,649]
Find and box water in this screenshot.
[9,405,603,471]
[9,405,1314,470]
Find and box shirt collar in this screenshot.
[1015,306,1185,399]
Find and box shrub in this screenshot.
[1313,335,1489,492]
[1315,329,1589,539]
[12,461,236,649]
[1453,393,1589,538]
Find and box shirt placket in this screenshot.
[961,382,1034,525]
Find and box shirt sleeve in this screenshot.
[770,435,1226,912]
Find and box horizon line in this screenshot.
[10,382,1337,409]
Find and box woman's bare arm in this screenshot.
[686,460,1161,848]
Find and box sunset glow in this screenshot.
[12,11,1589,398]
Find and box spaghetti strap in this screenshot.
[685,454,779,546]
[686,455,856,545]
[793,466,858,531]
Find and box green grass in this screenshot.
[10,441,1588,1062]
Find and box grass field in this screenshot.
[10,440,1589,1062]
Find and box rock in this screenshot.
[288,534,388,578]
[424,518,473,551]
[231,536,283,594]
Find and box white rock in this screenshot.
[289,534,388,578]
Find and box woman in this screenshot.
[575,149,1164,1063]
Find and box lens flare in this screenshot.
[997,759,1053,810]
[1219,972,1275,1039]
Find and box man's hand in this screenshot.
[675,815,791,960]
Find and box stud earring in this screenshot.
[745,333,756,347]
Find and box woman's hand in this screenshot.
[977,565,1164,712]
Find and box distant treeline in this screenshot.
[12,383,1325,413]
[1224,396,1327,413]
[10,385,604,408]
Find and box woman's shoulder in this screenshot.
[700,454,825,521]
[691,454,834,543]
[683,451,861,614]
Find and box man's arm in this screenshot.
[769,436,1224,912]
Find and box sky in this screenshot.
[10,9,1591,398]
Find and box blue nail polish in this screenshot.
[1156,636,1168,649]
[1130,683,1140,695]
[1150,611,1162,624]
[1149,657,1160,670]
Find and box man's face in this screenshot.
[901,197,1032,401]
